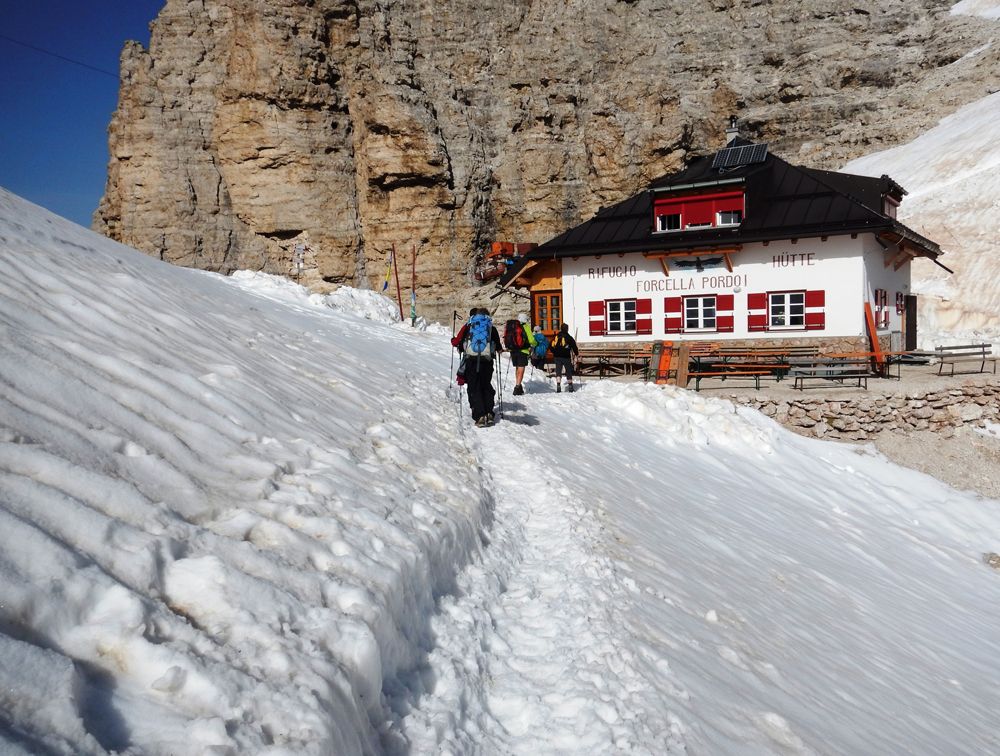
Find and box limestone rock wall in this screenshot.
[96,0,1000,321]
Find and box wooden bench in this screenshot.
[791,359,876,390]
[577,343,654,378]
[825,351,902,380]
[933,343,997,376]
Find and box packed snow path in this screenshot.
[389,386,683,753]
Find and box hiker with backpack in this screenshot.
[529,325,549,371]
[451,307,478,386]
[452,307,503,426]
[549,323,580,393]
[504,313,536,396]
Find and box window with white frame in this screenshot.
[769,291,805,328]
[607,299,637,332]
[656,213,681,232]
[717,210,742,226]
[684,296,717,331]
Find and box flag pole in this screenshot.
[410,245,417,326]
[392,243,404,321]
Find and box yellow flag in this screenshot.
[381,250,393,292]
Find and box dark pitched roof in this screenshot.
[500,142,941,286]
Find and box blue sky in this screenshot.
[0,2,164,228]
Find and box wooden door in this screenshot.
[904,295,918,350]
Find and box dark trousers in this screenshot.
[554,357,574,381]
[465,357,495,420]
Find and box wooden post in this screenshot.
[675,342,691,387]
[864,302,886,375]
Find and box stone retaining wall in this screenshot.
[736,381,1000,441]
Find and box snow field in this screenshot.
[551,381,1000,753]
[842,89,1000,346]
[3,187,1000,755]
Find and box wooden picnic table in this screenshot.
[577,343,654,378]
[687,353,792,390]
[714,346,819,356]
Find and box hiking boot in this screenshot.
[567,382,575,392]
[513,384,524,396]
[486,412,495,425]
[556,383,561,393]
[475,416,488,427]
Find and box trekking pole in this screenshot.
[450,310,457,381]
[496,355,504,418]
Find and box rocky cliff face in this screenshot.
[96,0,999,320]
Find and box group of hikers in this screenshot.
[451,308,580,427]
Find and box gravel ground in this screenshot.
[871,425,1000,502]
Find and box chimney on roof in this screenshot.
[725,115,740,144]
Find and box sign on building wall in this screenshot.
[562,237,876,341]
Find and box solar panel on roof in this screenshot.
[711,143,768,169]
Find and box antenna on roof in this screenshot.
[725,115,740,144]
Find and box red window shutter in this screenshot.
[747,292,768,332]
[805,289,826,330]
[654,199,683,216]
[589,300,606,336]
[805,290,825,308]
[684,198,713,226]
[805,312,825,329]
[635,298,652,335]
[714,197,744,214]
[716,293,735,332]
[664,296,682,333]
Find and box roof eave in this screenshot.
[650,176,746,193]
[509,223,909,262]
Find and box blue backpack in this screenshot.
[464,314,494,359]
[532,334,549,359]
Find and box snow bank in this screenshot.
[950,0,1000,19]
[0,188,487,754]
